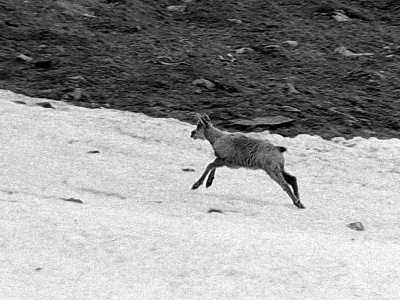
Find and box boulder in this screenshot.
[231,116,295,130]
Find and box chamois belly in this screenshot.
[223,153,263,170]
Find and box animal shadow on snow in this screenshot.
[202,191,295,209]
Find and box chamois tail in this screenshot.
[277,146,287,153]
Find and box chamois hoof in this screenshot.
[296,202,305,209]
[191,183,201,190]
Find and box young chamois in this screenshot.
[190,113,305,209]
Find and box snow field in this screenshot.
[0,90,399,299]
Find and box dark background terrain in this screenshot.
[0,0,399,139]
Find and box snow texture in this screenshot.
[0,90,399,299]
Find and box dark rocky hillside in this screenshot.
[1,0,399,139]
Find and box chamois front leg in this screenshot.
[192,158,225,190]
[205,169,216,188]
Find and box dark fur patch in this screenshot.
[277,146,287,152]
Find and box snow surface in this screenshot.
[0,90,399,300]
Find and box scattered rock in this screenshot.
[341,8,372,21]
[90,102,102,109]
[331,137,346,144]
[282,40,299,47]
[345,69,386,82]
[208,208,223,214]
[383,45,400,57]
[210,80,241,93]
[347,222,365,231]
[287,83,301,94]
[362,129,377,136]
[334,46,373,57]
[87,150,100,154]
[155,56,187,66]
[332,10,351,22]
[73,88,83,100]
[254,45,286,57]
[281,105,301,112]
[192,78,216,90]
[329,107,357,122]
[69,75,86,81]
[167,5,186,12]
[36,88,60,97]
[56,1,95,17]
[218,54,236,62]
[16,54,33,63]
[34,60,53,69]
[227,18,243,24]
[182,168,195,172]
[61,197,84,204]
[4,20,19,27]
[35,102,54,109]
[314,4,371,21]
[235,47,254,54]
[106,0,126,3]
[231,116,295,129]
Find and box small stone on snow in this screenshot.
[208,208,223,214]
[35,102,54,109]
[347,222,365,231]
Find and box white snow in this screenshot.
[0,90,399,300]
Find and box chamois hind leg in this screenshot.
[266,169,305,209]
[206,169,216,188]
[192,158,225,190]
[282,170,299,199]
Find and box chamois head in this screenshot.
[190,113,212,140]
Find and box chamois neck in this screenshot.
[204,126,226,145]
